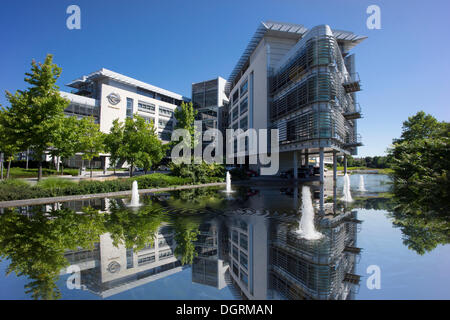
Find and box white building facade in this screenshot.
[60,68,189,169]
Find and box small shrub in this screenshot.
[37,177,77,190]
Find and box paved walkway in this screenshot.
[0,182,225,208]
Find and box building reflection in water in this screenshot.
[6,182,361,300]
[221,182,362,300]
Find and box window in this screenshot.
[232,90,239,105]
[138,254,155,266]
[159,249,174,260]
[232,262,239,276]
[240,97,248,115]
[240,80,248,96]
[126,248,134,269]
[240,117,248,131]
[232,121,238,130]
[240,251,248,270]
[126,98,134,118]
[232,107,239,121]
[240,270,248,286]
[159,106,174,117]
[232,230,238,243]
[232,245,239,260]
[240,234,248,250]
[138,101,155,113]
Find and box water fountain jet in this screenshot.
[129,180,140,207]
[358,175,367,192]
[224,171,234,193]
[296,186,323,240]
[341,174,353,202]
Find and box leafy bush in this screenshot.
[169,161,225,184]
[37,177,77,189]
[0,173,204,201]
[0,179,30,187]
[135,173,192,188]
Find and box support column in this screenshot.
[333,150,337,183]
[344,154,348,175]
[304,149,309,166]
[293,151,298,179]
[319,148,324,185]
[333,150,337,214]
[319,147,324,213]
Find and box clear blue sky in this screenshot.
[0,0,449,156]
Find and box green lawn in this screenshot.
[334,166,393,174]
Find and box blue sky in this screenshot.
[0,0,449,156]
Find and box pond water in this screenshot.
[0,174,448,300]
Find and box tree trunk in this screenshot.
[61,163,64,176]
[0,153,3,180]
[6,159,11,179]
[130,163,133,177]
[38,160,43,181]
[90,159,93,178]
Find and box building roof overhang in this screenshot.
[67,68,188,101]
[226,21,367,95]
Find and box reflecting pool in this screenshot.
[0,174,449,300]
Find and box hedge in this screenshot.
[0,173,224,202]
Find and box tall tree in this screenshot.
[140,119,165,174]
[4,54,68,180]
[104,119,124,174]
[78,117,104,178]
[120,115,164,177]
[50,116,81,175]
[0,109,20,179]
[388,111,449,216]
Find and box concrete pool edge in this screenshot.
[0,182,226,208]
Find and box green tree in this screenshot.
[0,207,105,300]
[50,116,81,175]
[138,117,165,174]
[172,215,200,265]
[170,102,224,182]
[388,111,449,216]
[78,117,105,178]
[4,54,69,180]
[0,108,21,179]
[104,119,124,174]
[120,115,164,177]
[104,198,167,251]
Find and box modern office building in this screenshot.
[62,222,183,298]
[224,184,361,300]
[226,21,366,177]
[60,68,189,169]
[191,77,229,150]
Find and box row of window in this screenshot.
[130,99,175,118]
[231,230,248,251]
[159,249,174,260]
[232,79,248,105]
[137,87,184,106]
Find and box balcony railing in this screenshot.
[342,73,361,93]
[343,133,363,148]
[343,103,362,120]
